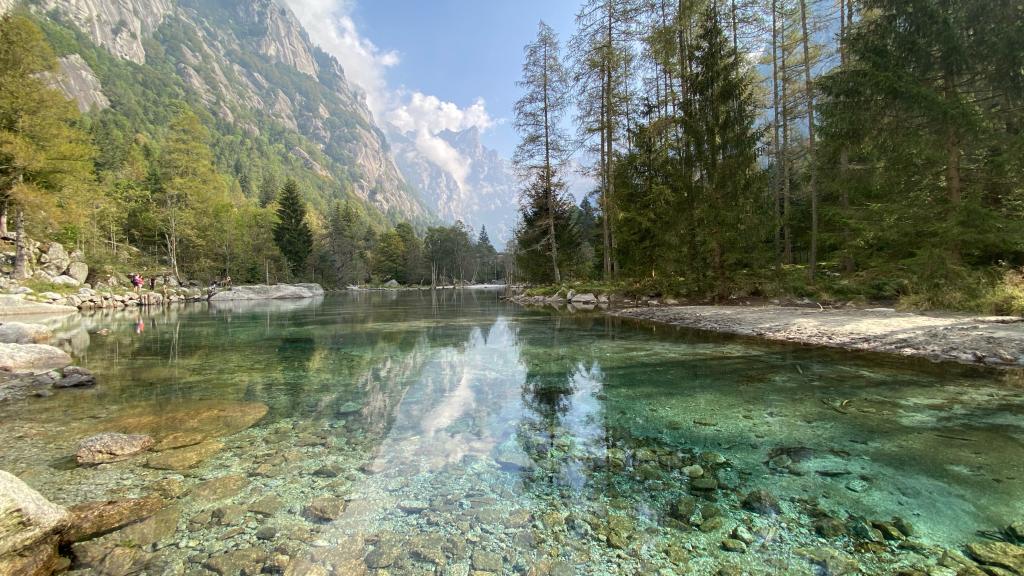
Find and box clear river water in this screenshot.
[1,289,1022,575]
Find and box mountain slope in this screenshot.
[8,0,428,223]
[390,125,519,242]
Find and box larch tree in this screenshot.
[513,21,572,284]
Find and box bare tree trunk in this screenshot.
[838,0,854,273]
[799,0,818,280]
[13,209,27,280]
[780,2,793,265]
[771,0,783,272]
[0,200,7,238]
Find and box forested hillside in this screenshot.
[511,0,1024,313]
[0,0,508,288]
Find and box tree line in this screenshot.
[511,0,1024,311]
[0,14,503,288]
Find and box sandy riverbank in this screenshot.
[613,305,1024,368]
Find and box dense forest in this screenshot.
[511,0,1024,312]
[0,12,502,288]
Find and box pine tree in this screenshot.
[273,179,313,277]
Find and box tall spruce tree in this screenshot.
[273,179,313,277]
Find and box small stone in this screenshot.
[255,525,279,541]
[845,479,869,493]
[731,525,755,545]
[701,452,726,465]
[872,521,906,541]
[814,517,847,539]
[248,495,283,517]
[397,500,429,514]
[472,549,504,572]
[190,475,248,501]
[682,465,704,479]
[204,547,269,576]
[75,432,154,465]
[690,477,718,492]
[741,490,781,515]
[699,516,725,533]
[893,517,916,538]
[721,539,747,553]
[669,495,696,521]
[305,497,346,521]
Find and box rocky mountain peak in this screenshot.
[234,0,319,78]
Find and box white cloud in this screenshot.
[282,0,495,191]
[282,0,398,116]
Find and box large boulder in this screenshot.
[0,470,70,576]
[75,433,155,465]
[0,323,52,344]
[38,242,70,276]
[0,295,77,318]
[0,343,71,372]
[65,262,89,284]
[208,283,325,301]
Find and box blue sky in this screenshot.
[285,0,581,159]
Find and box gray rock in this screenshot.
[39,242,70,276]
[741,490,781,515]
[208,283,325,301]
[65,262,89,283]
[54,366,96,388]
[76,432,155,465]
[571,293,598,304]
[0,322,52,344]
[0,469,70,575]
[0,343,71,372]
[50,275,80,286]
[0,295,77,317]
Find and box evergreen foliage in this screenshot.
[273,179,314,277]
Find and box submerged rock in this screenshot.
[204,547,270,576]
[305,497,346,522]
[966,541,1024,574]
[63,496,165,543]
[54,366,96,388]
[190,475,248,501]
[0,470,71,576]
[741,490,781,515]
[75,432,155,465]
[102,400,268,443]
[146,440,225,470]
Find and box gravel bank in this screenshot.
[613,305,1024,367]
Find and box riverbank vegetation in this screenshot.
[511,0,1024,314]
[0,13,504,289]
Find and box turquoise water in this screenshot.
[1,290,1022,575]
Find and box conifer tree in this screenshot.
[513,22,572,283]
[273,179,313,277]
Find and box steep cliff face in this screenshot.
[53,55,109,113]
[36,0,174,64]
[391,126,519,241]
[19,0,427,223]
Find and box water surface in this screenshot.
[2,290,1022,575]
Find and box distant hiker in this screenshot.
[223,275,232,288]
[149,277,156,290]
[130,273,143,294]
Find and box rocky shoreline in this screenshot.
[508,291,1024,369]
[611,305,1024,368]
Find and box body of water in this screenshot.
[1,290,1022,575]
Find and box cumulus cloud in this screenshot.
[281,0,399,116]
[282,0,495,191]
